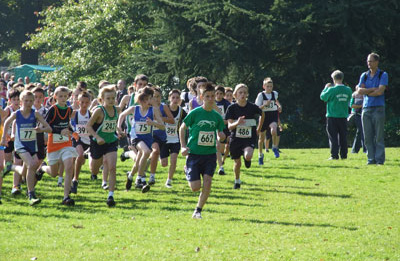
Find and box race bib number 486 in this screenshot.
[198,131,215,146]
[236,126,252,138]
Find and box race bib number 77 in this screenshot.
[198,131,215,146]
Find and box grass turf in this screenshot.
[0,148,399,260]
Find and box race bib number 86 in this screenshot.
[198,131,215,146]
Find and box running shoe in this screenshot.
[272,147,280,158]
[192,210,202,219]
[11,187,21,196]
[29,197,41,206]
[107,196,116,207]
[62,197,75,206]
[233,183,241,189]
[35,162,47,181]
[148,176,155,186]
[218,167,225,175]
[91,174,98,180]
[2,162,12,178]
[126,175,133,190]
[258,154,264,166]
[165,180,172,188]
[71,180,78,194]
[244,158,251,168]
[141,183,150,193]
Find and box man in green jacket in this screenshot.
[320,70,352,160]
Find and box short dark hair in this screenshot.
[215,85,225,94]
[198,82,214,96]
[135,74,149,84]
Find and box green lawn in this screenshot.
[1,148,399,260]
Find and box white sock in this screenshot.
[123,152,129,158]
[136,176,141,181]
[58,177,63,183]
[108,191,114,197]
[128,174,133,180]
[150,173,155,178]
[141,177,146,182]
[102,181,107,186]
[235,179,241,184]
[166,179,172,184]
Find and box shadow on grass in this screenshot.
[244,172,314,181]
[228,217,358,231]
[244,187,351,198]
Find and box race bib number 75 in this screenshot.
[198,131,215,146]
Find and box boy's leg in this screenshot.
[74,144,85,181]
[104,151,117,206]
[168,153,178,181]
[326,118,339,159]
[338,118,348,159]
[149,142,161,185]
[233,158,241,188]
[270,122,280,158]
[258,131,266,165]
[18,153,39,193]
[62,156,75,199]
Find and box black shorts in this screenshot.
[160,142,180,159]
[153,135,166,149]
[73,138,90,151]
[185,153,216,182]
[261,111,279,132]
[90,140,118,159]
[4,140,14,153]
[229,138,255,159]
[37,133,46,160]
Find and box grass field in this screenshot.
[0,148,399,260]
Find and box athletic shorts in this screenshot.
[185,153,216,182]
[47,146,78,165]
[261,111,279,132]
[131,138,152,151]
[229,138,255,159]
[15,147,36,159]
[73,138,90,151]
[37,133,46,160]
[4,140,14,153]
[152,135,166,149]
[160,142,180,159]
[90,140,118,160]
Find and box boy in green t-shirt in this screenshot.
[179,82,226,219]
[320,70,352,160]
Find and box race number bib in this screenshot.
[236,125,252,138]
[166,125,178,137]
[217,105,225,117]
[103,120,117,133]
[135,122,151,135]
[76,124,89,136]
[53,133,69,143]
[263,100,276,111]
[20,128,37,142]
[198,131,215,146]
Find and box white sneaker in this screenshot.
[192,210,202,219]
[165,181,172,188]
[102,183,109,190]
[148,176,155,185]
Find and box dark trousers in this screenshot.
[326,117,348,159]
[352,113,366,153]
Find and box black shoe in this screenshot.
[218,167,226,175]
[120,152,129,162]
[91,174,98,180]
[62,197,75,206]
[35,162,47,181]
[83,153,89,159]
[107,196,116,207]
[141,184,150,193]
[233,183,241,189]
[2,162,12,178]
[71,180,78,194]
[327,157,339,160]
[126,176,133,191]
[244,159,251,168]
[0,198,2,204]
[135,180,143,189]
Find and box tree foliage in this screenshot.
[24,0,400,147]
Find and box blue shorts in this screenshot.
[185,153,216,182]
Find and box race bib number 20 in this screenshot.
[198,131,215,146]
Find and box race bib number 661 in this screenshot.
[198,131,215,146]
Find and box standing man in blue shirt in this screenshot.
[357,53,388,165]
